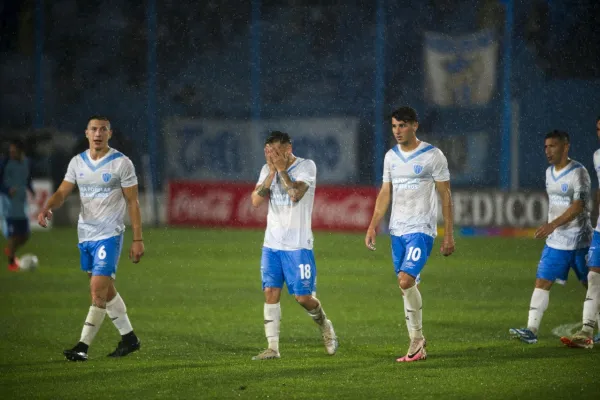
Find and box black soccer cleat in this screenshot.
[107,339,141,358]
[63,349,88,362]
[63,342,89,362]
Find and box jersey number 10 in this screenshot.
[406,247,422,262]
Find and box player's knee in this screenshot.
[294,295,314,308]
[263,287,280,303]
[399,277,415,290]
[91,294,107,309]
[534,278,552,290]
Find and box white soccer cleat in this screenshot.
[322,319,338,355]
[252,348,281,361]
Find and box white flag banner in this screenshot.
[424,30,498,107]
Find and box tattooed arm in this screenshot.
[277,171,309,203]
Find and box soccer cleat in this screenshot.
[396,337,427,363]
[63,345,88,362]
[509,328,538,344]
[321,319,338,355]
[107,339,141,357]
[7,262,19,272]
[560,331,593,349]
[252,348,280,360]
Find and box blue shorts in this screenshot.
[391,233,434,280]
[261,247,317,296]
[78,235,124,279]
[3,218,30,237]
[537,245,588,284]
[587,231,600,268]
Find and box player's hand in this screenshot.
[534,222,556,239]
[129,241,145,263]
[287,188,299,202]
[269,146,288,172]
[264,146,276,173]
[365,227,377,251]
[37,208,53,228]
[440,234,455,256]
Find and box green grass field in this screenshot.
[1,227,599,399]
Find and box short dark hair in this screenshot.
[545,129,570,143]
[87,115,111,128]
[9,138,25,151]
[390,107,418,123]
[265,131,292,145]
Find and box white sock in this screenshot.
[401,285,423,339]
[582,271,600,334]
[402,296,413,339]
[106,293,134,335]
[264,303,281,352]
[527,288,549,334]
[80,306,106,346]
[307,300,328,330]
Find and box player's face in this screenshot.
[391,118,418,145]
[544,138,568,165]
[85,119,112,151]
[267,141,292,157]
[8,144,21,160]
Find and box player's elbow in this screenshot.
[127,198,140,209]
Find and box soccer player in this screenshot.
[0,139,34,271]
[37,116,144,361]
[365,106,455,363]
[510,130,592,344]
[560,118,600,348]
[250,131,338,360]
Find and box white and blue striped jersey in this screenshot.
[257,157,316,251]
[593,149,600,233]
[64,148,138,243]
[383,141,450,238]
[545,160,592,250]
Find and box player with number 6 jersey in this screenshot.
[250,131,338,360]
[365,106,455,363]
[37,116,145,361]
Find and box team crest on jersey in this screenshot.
[102,173,112,183]
[561,183,568,193]
[413,164,424,175]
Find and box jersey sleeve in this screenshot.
[431,149,450,182]
[120,158,138,188]
[293,160,317,187]
[593,151,600,187]
[573,167,591,202]
[382,152,392,183]
[64,157,77,184]
[256,164,270,185]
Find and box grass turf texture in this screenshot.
[1,228,599,399]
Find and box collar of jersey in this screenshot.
[391,144,435,163]
[286,157,306,174]
[551,161,581,182]
[80,150,124,172]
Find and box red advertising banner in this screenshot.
[167,180,378,232]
